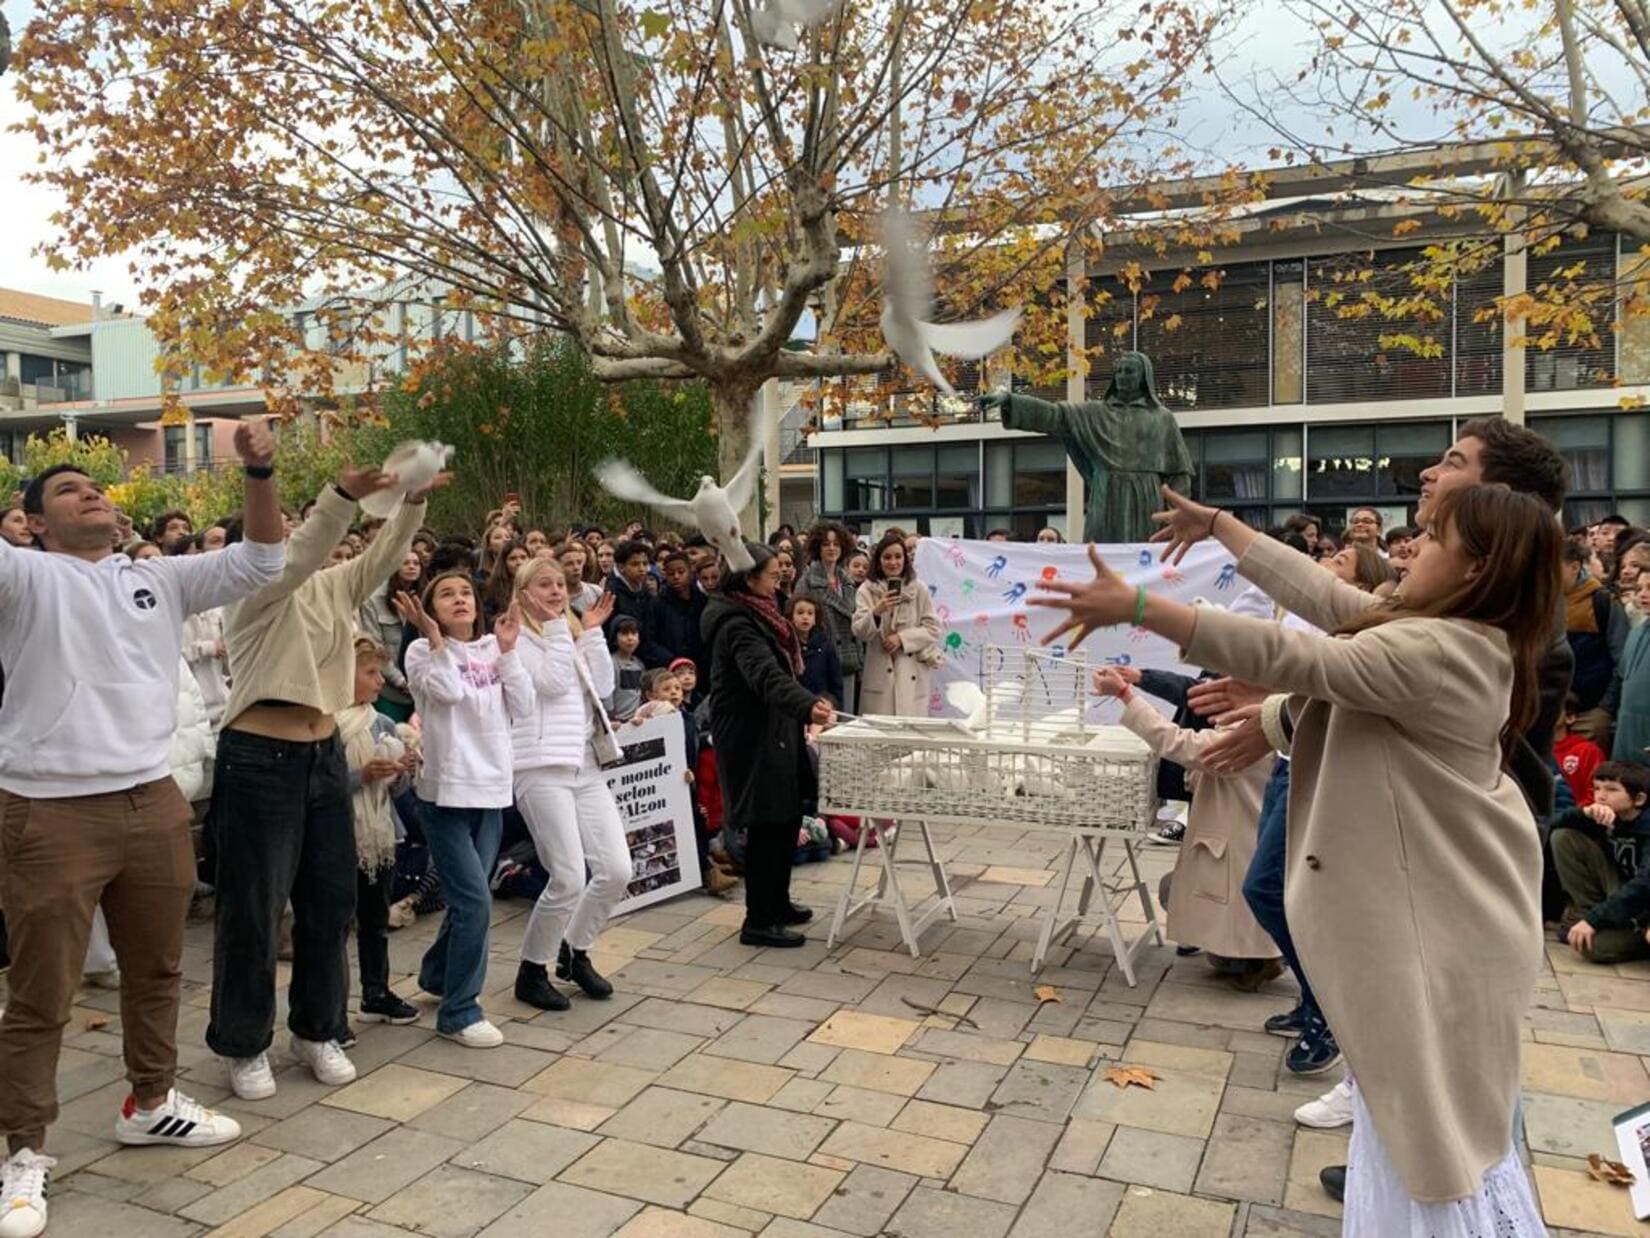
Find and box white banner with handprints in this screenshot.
[912,538,1242,720]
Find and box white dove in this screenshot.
[358,440,455,519]
[879,206,1022,397]
[594,424,765,572]
[751,0,836,50]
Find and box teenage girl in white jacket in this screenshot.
[507,558,628,1010]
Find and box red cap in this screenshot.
[668,657,696,672]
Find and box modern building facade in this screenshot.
[806,173,1650,539]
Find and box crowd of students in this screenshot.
[3,414,1643,1235]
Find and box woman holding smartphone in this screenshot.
[852,531,940,718]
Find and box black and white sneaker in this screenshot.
[114,1089,241,1147]
[360,992,420,1025]
[0,1149,53,1238]
[1147,820,1186,846]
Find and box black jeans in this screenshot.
[206,730,356,1057]
[357,866,394,997]
[743,819,796,927]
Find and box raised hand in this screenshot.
[233,419,277,468]
[392,589,440,643]
[1090,667,1131,698]
[1028,543,1134,649]
[1149,486,1221,565]
[583,590,616,632]
[407,471,453,504]
[978,391,1009,415]
[339,462,400,502]
[1187,676,1268,722]
[494,600,522,653]
[1200,708,1273,773]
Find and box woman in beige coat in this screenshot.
[1035,484,1561,1233]
[852,532,940,717]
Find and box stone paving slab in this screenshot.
[27,821,1650,1236]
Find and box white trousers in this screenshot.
[515,762,632,964]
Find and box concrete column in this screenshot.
[1064,241,1087,539]
[761,379,782,537]
[1501,172,1528,425]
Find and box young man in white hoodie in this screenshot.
[0,421,286,1238]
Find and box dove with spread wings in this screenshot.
[879,206,1021,397]
[594,427,765,572]
[751,0,837,50]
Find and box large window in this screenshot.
[163,425,214,473]
[1306,248,1451,404]
[1531,413,1650,527]
[1136,262,1271,411]
[819,441,1061,537]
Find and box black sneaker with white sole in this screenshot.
[1264,1003,1308,1038]
[1147,820,1186,846]
[360,992,420,1025]
[1285,1021,1343,1076]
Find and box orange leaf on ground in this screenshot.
[1103,1066,1159,1090]
[1033,985,1062,1004]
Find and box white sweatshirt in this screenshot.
[510,622,618,772]
[0,536,285,798]
[404,635,533,808]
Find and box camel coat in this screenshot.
[1119,696,1277,960]
[852,579,940,717]
[1185,535,1543,1203]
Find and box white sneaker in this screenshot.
[290,1036,357,1085]
[440,1019,504,1049]
[115,1088,242,1147]
[0,1149,54,1238]
[1294,1076,1355,1129]
[226,1052,276,1100]
[82,968,121,991]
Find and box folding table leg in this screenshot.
[826,819,874,950]
[875,820,920,957]
[1032,835,1082,973]
[919,821,959,928]
[1122,840,1165,946]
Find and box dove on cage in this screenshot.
[358,441,455,520]
[594,407,767,571]
[879,207,1022,398]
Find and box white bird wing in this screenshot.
[919,306,1022,359]
[775,0,837,28]
[359,440,436,519]
[882,305,956,397]
[723,411,768,514]
[594,458,694,518]
[750,3,798,48]
[880,206,933,328]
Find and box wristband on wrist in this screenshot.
[1117,684,1132,703]
[244,464,275,480]
[1207,507,1221,536]
[1133,585,1148,627]
[333,482,357,502]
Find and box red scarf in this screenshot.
[732,591,804,674]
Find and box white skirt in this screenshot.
[1345,1083,1548,1237]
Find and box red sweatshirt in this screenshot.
[1555,731,1605,808]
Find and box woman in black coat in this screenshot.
[701,544,834,947]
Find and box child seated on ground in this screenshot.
[1092,665,1281,989]
[607,617,645,721]
[1558,761,1650,963]
[1554,693,1606,809]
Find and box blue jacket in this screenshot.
[800,629,845,708]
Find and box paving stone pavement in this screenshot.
[32,823,1650,1236]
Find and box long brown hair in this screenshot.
[1338,484,1561,762]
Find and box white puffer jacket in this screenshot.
[170,657,214,802]
[511,620,617,772]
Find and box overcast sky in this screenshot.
[0,0,1343,310]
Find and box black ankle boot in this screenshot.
[515,960,570,1011]
[558,942,613,999]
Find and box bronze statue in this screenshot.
[981,351,1193,543]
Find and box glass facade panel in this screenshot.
[890,445,933,508]
[1532,414,1610,493]
[844,447,888,512]
[1307,424,1377,499]
[1306,248,1451,403]
[935,444,979,509]
[1375,422,1449,499]
[822,450,845,512]
[1273,262,1304,404]
[1272,427,1303,501]
[1615,414,1649,491]
[1013,440,1067,508]
[1202,429,1268,501]
[1136,262,1271,410]
[985,442,1014,507]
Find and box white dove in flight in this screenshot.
[751,0,837,50]
[879,206,1022,397]
[594,420,765,571]
[358,440,455,519]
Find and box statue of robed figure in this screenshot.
[981,351,1193,543]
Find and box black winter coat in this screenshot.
[657,586,708,673]
[702,594,821,827]
[603,571,671,668]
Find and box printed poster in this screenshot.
[606,713,703,914]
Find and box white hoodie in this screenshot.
[510,620,618,772]
[0,536,284,798]
[404,634,533,808]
